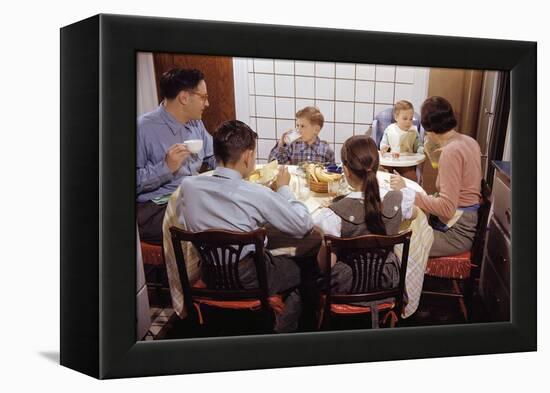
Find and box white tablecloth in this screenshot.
[162,165,433,319]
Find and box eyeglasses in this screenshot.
[189,91,209,102]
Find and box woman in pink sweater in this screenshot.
[391,96,482,257]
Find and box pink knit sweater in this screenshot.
[415,133,482,223]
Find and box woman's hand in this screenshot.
[389,170,406,191]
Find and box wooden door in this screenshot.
[153,53,236,135]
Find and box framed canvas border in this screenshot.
[60,14,536,379]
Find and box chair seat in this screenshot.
[191,279,284,312]
[140,241,164,266]
[425,251,472,279]
[331,301,395,315]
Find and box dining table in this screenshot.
[162,164,434,319]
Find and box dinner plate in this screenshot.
[379,152,426,167]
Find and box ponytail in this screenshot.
[362,170,386,235]
[341,136,387,236]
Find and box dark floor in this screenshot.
[145,275,503,341]
[142,250,506,341]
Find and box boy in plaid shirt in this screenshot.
[268,106,335,165]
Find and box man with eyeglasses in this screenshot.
[137,68,216,245]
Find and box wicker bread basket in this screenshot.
[308,177,328,193]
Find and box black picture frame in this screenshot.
[60,13,536,379]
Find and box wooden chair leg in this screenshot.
[452,280,468,322]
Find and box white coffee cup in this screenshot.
[183,139,203,154]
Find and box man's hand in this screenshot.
[275,165,291,189]
[380,145,390,154]
[165,143,191,173]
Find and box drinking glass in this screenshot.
[328,179,340,197]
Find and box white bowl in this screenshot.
[184,139,203,154]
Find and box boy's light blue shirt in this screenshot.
[176,167,313,257]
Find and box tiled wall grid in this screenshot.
[240,59,428,164]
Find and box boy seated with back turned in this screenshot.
[176,120,315,333]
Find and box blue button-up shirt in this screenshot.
[176,167,313,257]
[136,105,216,203]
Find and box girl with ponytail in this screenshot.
[313,135,416,292]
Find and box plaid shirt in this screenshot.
[268,137,335,164]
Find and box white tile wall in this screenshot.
[319,122,334,142]
[248,73,256,96]
[256,96,275,117]
[276,97,295,119]
[255,73,274,96]
[275,75,294,97]
[375,81,395,104]
[315,62,335,78]
[396,66,415,83]
[336,79,355,101]
[376,65,396,82]
[295,61,315,76]
[355,124,370,135]
[249,96,256,116]
[257,138,275,160]
[256,117,276,139]
[395,83,414,104]
[315,78,335,100]
[275,60,294,75]
[254,59,274,73]
[335,123,354,143]
[243,58,426,163]
[355,80,374,102]
[296,98,314,111]
[296,76,315,98]
[336,63,355,79]
[356,64,375,80]
[335,101,354,123]
[374,103,394,116]
[335,143,343,163]
[355,103,374,124]
[315,100,335,122]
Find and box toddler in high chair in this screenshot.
[379,100,423,181]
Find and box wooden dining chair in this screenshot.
[169,226,278,334]
[421,179,492,321]
[139,240,170,307]
[319,231,412,330]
